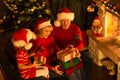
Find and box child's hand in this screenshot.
[75,48,81,58]
[52,65,63,75]
[33,61,41,68]
[39,56,46,64]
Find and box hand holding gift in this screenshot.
[75,48,81,58]
[34,56,46,64]
[57,45,82,76]
[33,61,42,68]
[52,65,63,75]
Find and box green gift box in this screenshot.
[59,57,80,69]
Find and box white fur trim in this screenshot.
[26,29,36,43]
[94,19,100,23]
[32,33,37,39]
[38,20,51,30]
[12,39,26,48]
[54,20,61,27]
[87,6,95,12]
[25,43,32,50]
[57,13,74,21]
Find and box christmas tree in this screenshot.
[2,0,53,31]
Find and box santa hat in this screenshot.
[12,28,36,50]
[94,17,100,22]
[34,19,52,33]
[54,7,74,27]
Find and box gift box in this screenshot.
[57,47,77,62]
[61,61,82,76]
[59,58,80,69]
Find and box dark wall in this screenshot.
[50,0,94,30]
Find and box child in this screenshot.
[30,19,64,79]
[11,28,49,80]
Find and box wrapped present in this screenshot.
[57,47,77,62]
[59,58,80,69]
[62,61,82,76]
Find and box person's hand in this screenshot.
[68,45,74,48]
[52,65,63,75]
[33,61,41,68]
[75,48,81,58]
[39,56,46,64]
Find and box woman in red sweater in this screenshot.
[30,19,65,79]
[52,7,84,80]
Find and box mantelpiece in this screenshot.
[87,0,120,79]
[87,30,120,80]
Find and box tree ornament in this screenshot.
[12,15,16,18]
[45,9,51,14]
[3,16,6,20]
[17,20,21,24]
[38,15,42,18]
[30,8,34,12]
[42,2,45,7]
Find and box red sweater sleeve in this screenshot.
[42,64,53,71]
[74,27,84,51]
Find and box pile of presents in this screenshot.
[57,46,82,76]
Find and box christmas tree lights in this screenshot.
[2,0,53,30]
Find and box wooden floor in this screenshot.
[88,62,117,80]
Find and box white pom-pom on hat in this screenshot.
[54,20,61,27]
[26,29,36,42]
[57,7,74,21]
[94,17,100,22]
[25,43,33,50]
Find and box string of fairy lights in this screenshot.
[2,0,52,29]
[100,0,120,15]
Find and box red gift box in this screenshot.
[60,60,82,76]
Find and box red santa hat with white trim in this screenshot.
[94,16,100,22]
[34,19,52,33]
[54,7,75,27]
[12,28,36,50]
